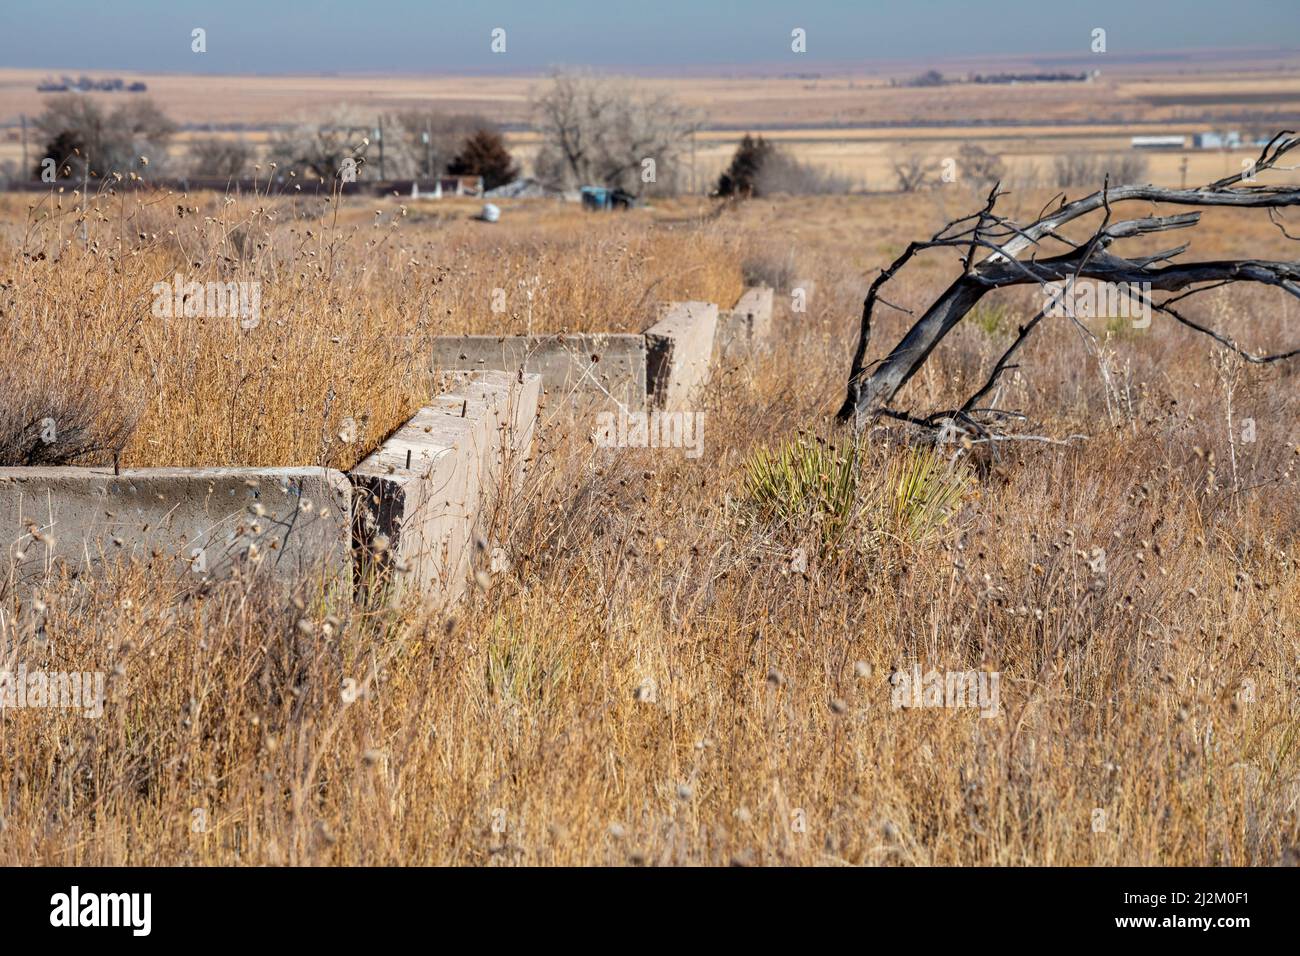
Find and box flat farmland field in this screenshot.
[4,54,1300,191]
[4,48,1300,126]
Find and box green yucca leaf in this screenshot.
[889,446,967,544]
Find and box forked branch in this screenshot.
[837,131,1300,436]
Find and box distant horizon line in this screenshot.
[8,43,1300,79]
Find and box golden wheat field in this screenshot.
[1,161,1298,868]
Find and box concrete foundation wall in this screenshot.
[350,370,541,606]
[0,466,353,587]
[645,301,719,410]
[716,286,775,363]
[429,287,769,416]
[431,334,645,411]
[0,371,539,606]
[0,289,770,602]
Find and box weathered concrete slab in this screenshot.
[716,286,775,363]
[455,370,542,493]
[0,466,352,587]
[350,371,541,605]
[431,333,645,411]
[645,301,719,410]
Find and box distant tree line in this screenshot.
[884,143,1148,193]
[37,75,147,93]
[22,74,867,199]
[968,71,1090,84]
[27,95,520,189]
[897,69,1091,88]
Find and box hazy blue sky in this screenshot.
[2,0,1298,72]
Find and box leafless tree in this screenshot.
[893,152,934,193]
[1054,152,1148,188]
[187,137,255,178]
[531,70,702,194]
[756,148,855,195]
[838,132,1300,441]
[33,94,176,178]
[957,144,1006,192]
[267,106,373,181]
[389,111,498,178]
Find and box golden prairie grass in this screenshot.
[0,188,743,469]
[0,184,1297,866]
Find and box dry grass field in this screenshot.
[0,189,743,469]
[1,159,1298,864]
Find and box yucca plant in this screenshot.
[741,434,863,547]
[887,445,968,545]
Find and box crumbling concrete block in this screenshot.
[349,371,541,606]
[645,301,719,410]
[431,333,645,412]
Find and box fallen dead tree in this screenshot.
[837,132,1300,442]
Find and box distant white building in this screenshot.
[406,176,483,199]
[1131,135,1186,150]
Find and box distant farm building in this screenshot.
[1130,135,1187,150]
[400,176,483,199]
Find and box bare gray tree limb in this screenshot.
[838,131,1300,433]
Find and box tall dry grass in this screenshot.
[0,187,743,469]
[0,186,1297,865]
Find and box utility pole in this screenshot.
[20,114,27,178]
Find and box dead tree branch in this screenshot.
[838,131,1300,434]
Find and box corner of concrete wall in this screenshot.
[644,301,719,410]
[0,466,353,591]
[349,370,541,607]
